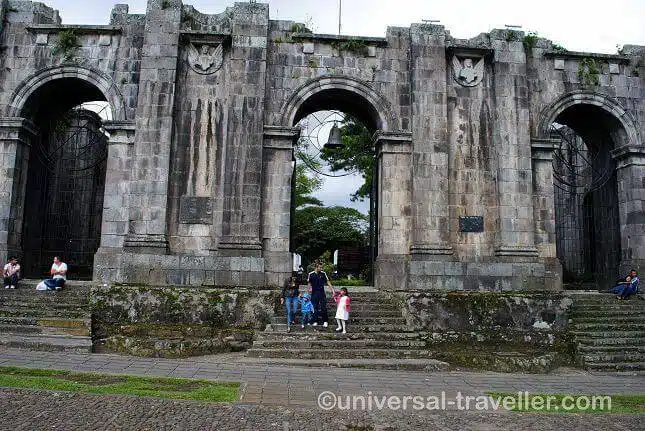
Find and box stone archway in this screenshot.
[280,75,398,132]
[534,91,644,286]
[7,65,127,121]
[1,66,126,278]
[263,75,411,289]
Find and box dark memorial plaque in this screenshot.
[180,196,213,224]
[459,216,484,232]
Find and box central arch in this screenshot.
[280,75,397,132]
[281,75,399,286]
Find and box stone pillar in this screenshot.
[217,2,269,256]
[374,131,412,290]
[612,145,645,273]
[408,23,453,258]
[531,138,562,291]
[0,118,37,261]
[531,138,558,259]
[124,0,182,253]
[262,126,299,287]
[491,32,538,259]
[94,121,135,282]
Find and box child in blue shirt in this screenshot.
[299,293,314,328]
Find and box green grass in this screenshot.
[0,366,239,403]
[487,392,645,414]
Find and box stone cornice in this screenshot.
[291,33,387,46]
[543,50,630,64]
[26,24,122,35]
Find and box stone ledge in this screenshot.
[25,24,123,35]
[291,33,387,46]
[543,50,630,63]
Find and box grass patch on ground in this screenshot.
[487,392,645,414]
[0,366,239,403]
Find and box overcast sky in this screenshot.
[41,0,645,213]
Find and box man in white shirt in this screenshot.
[40,256,67,291]
[3,257,20,289]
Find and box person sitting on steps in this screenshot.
[36,256,68,291]
[609,269,640,300]
[3,257,21,289]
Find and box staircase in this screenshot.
[246,289,449,371]
[0,280,92,352]
[569,292,645,371]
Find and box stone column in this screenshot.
[491,31,538,259]
[124,0,182,253]
[408,23,453,258]
[0,118,37,261]
[94,121,135,282]
[262,126,299,287]
[531,138,558,259]
[217,2,269,256]
[612,145,645,273]
[531,138,562,291]
[374,131,412,290]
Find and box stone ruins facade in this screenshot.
[0,0,643,291]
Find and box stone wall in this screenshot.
[0,0,642,290]
[91,284,278,357]
[403,292,575,370]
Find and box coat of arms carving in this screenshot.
[451,56,485,87]
[187,43,224,74]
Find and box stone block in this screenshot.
[35,33,48,45]
[302,42,314,54]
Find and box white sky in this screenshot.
[41,0,645,213]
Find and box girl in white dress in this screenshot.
[333,287,351,334]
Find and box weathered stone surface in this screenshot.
[0,0,641,291]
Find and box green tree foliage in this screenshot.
[293,205,368,265]
[320,117,374,201]
[294,151,323,208]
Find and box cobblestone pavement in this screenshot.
[0,348,644,430]
[1,388,643,431]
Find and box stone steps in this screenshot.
[247,348,437,360]
[572,315,645,324]
[576,337,645,346]
[578,344,645,353]
[583,361,645,371]
[256,331,422,341]
[276,309,402,317]
[253,339,428,349]
[570,330,645,338]
[0,284,92,353]
[266,323,418,333]
[0,323,90,337]
[269,316,406,325]
[570,294,645,371]
[243,358,450,371]
[0,333,92,353]
[581,351,645,363]
[0,308,90,319]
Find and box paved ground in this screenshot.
[0,347,644,429]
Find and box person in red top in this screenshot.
[333,287,351,334]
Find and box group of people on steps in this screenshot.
[281,263,351,333]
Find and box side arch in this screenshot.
[7,65,127,121]
[536,90,641,147]
[280,75,398,131]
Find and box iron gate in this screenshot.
[552,124,621,288]
[22,108,108,279]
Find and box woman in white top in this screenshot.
[36,256,67,291]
